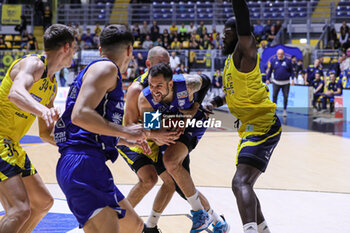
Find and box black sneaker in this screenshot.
[144,225,162,233]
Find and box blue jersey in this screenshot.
[312,79,324,94]
[54,58,124,162]
[143,74,194,114]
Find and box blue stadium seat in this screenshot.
[250,7,259,13]
[251,12,260,19]
[263,12,272,18]
[336,11,346,17]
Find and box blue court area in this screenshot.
[19,135,43,145]
[0,211,78,232]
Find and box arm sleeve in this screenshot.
[267,61,273,80]
[232,0,251,36]
[195,74,211,104]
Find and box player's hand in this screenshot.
[125,124,150,141]
[40,107,60,127]
[151,128,181,146]
[179,102,200,120]
[201,102,214,119]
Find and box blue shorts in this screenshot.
[56,146,125,228]
[236,116,282,172]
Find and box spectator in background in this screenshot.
[311,71,324,111]
[171,37,181,50]
[179,23,187,42]
[267,49,294,117]
[153,38,163,47]
[266,25,276,45]
[213,33,223,49]
[200,34,212,50]
[263,19,272,36]
[27,34,38,51]
[296,59,304,75]
[20,31,29,49]
[150,20,160,41]
[329,55,345,77]
[170,51,180,72]
[275,20,282,33]
[127,55,138,80]
[169,22,178,37]
[306,58,324,85]
[339,27,349,50]
[132,23,140,41]
[187,22,197,35]
[321,71,342,113]
[136,52,146,74]
[15,15,27,35]
[295,69,306,85]
[291,56,298,78]
[212,69,223,96]
[258,40,266,59]
[328,27,339,49]
[339,68,350,89]
[0,38,8,50]
[142,35,153,49]
[81,28,94,49]
[196,21,206,37]
[162,37,170,49]
[94,23,102,37]
[210,27,218,41]
[75,23,83,36]
[161,29,171,44]
[175,63,188,74]
[56,67,69,87]
[254,20,264,42]
[340,21,350,34]
[43,5,52,31]
[140,21,150,41]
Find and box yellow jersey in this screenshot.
[0,54,57,142]
[223,54,276,138]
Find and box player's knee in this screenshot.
[232,175,251,193]
[32,193,54,214]
[162,178,176,193]
[164,161,180,175]
[7,202,31,223]
[142,173,158,189]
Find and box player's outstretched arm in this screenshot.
[8,57,59,127]
[71,61,148,141]
[231,0,257,72]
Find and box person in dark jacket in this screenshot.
[267,49,293,116]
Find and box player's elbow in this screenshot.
[71,108,85,127]
[8,89,20,104]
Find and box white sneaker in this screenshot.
[283,110,287,117]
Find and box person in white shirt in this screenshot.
[169,51,180,72]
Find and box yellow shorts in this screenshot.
[0,136,36,182]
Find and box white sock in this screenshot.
[187,190,203,211]
[208,208,223,225]
[258,221,271,233]
[243,222,258,233]
[146,210,162,228]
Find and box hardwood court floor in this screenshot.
[2,111,350,232]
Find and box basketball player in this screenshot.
[0,24,75,232]
[119,47,226,233]
[54,25,149,233]
[204,0,282,232]
[138,63,230,233]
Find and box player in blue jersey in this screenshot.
[138,63,230,233]
[54,25,149,233]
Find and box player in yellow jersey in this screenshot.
[204,1,282,233]
[0,24,76,232]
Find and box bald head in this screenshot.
[277,49,284,60]
[147,46,170,68]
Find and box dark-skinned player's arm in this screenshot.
[180,73,211,118]
[231,0,257,73]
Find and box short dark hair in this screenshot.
[291,56,296,59]
[44,24,75,51]
[100,24,134,50]
[149,63,173,82]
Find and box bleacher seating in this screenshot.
[1,34,22,49]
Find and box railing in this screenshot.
[315,22,331,50]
